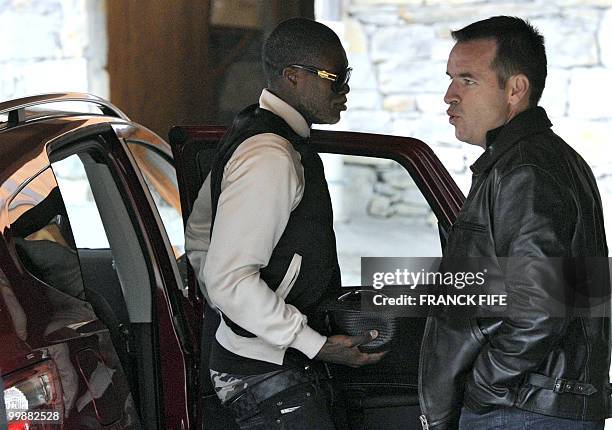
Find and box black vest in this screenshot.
[210,104,341,338]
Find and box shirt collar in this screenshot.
[470,106,553,175]
[259,89,311,138]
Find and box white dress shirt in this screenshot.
[185,89,327,365]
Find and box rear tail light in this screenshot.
[3,360,64,429]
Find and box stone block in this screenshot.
[398,2,559,25]
[401,184,430,205]
[348,8,401,25]
[429,140,469,174]
[431,37,455,62]
[531,13,599,68]
[390,111,421,120]
[553,0,612,5]
[425,0,487,4]
[374,182,403,199]
[552,119,612,171]
[346,53,378,90]
[335,109,393,133]
[342,153,396,167]
[351,0,424,5]
[0,64,18,100]
[416,93,446,114]
[381,167,417,189]
[379,60,447,93]
[391,117,421,137]
[340,163,377,216]
[539,68,570,118]
[568,67,612,119]
[348,89,381,110]
[371,25,436,62]
[394,202,429,217]
[452,171,473,195]
[383,94,417,112]
[10,0,63,14]
[600,9,612,68]
[368,194,396,218]
[12,58,88,97]
[0,11,60,61]
[59,0,88,58]
[344,18,368,54]
[430,138,483,178]
[392,114,458,147]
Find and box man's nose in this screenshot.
[444,82,458,105]
[337,82,350,95]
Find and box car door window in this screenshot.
[49,140,161,428]
[52,151,152,324]
[8,167,87,302]
[323,154,442,286]
[125,141,184,257]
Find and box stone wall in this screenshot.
[0,0,108,102]
[320,0,612,234]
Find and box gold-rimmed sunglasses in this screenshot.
[289,64,352,93]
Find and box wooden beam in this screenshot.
[107,0,213,138]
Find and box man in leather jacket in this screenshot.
[418,16,610,430]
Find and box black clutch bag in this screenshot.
[322,289,399,353]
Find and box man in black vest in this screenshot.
[185,18,385,429]
[418,16,610,430]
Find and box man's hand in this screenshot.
[314,330,387,368]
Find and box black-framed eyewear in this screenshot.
[290,64,352,93]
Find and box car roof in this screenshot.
[0,93,133,201]
[0,93,129,126]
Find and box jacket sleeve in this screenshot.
[202,135,327,359]
[464,164,576,410]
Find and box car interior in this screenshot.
[48,137,163,428]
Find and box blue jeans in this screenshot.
[459,406,604,430]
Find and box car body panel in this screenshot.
[1,100,190,429]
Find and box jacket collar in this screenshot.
[259,88,311,138]
[470,106,553,174]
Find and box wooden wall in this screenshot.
[107,1,314,137]
[107,0,212,139]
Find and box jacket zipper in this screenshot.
[419,414,429,429]
[418,317,432,429]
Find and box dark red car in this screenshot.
[0,93,463,429]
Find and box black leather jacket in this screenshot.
[418,107,611,429]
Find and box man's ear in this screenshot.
[282,67,299,87]
[507,74,530,107]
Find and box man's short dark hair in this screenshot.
[451,16,547,107]
[262,18,342,86]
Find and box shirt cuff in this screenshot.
[289,324,327,359]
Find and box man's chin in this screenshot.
[329,110,343,124]
[313,114,341,125]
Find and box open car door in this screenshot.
[169,126,465,429]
